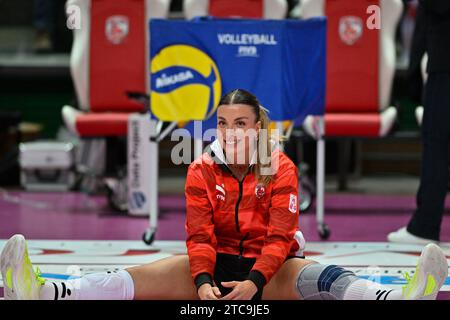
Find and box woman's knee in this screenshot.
[262,258,317,300]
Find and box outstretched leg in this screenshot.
[1,234,198,300]
[263,243,448,300]
[127,255,198,300]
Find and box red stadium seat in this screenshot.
[62,0,171,137]
[210,0,263,18]
[301,0,403,138]
[298,0,403,239]
[183,0,287,20]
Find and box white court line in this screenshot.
[1,240,449,293]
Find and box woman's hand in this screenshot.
[198,283,222,300]
[220,280,258,300]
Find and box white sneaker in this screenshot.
[402,243,448,300]
[387,227,438,245]
[0,234,45,300]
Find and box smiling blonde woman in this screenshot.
[1,89,447,301]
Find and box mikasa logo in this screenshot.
[155,71,194,89]
[216,184,226,201]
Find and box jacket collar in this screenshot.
[209,139,258,167]
[207,138,280,168]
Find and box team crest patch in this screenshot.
[105,15,129,45]
[255,184,266,199]
[339,16,363,45]
[216,184,225,201]
[289,194,297,213]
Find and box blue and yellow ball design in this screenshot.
[151,45,222,122]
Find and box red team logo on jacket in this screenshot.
[255,184,266,199]
[339,16,363,45]
[105,15,129,45]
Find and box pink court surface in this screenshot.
[1,190,450,300]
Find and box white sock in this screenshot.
[39,270,135,300]
[343,279,403,300]
[40,280,76,300]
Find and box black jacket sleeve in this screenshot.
[421,0,450,16]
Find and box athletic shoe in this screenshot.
[387,227,438,245]
[402,243,448,300]
[0,234,45,300]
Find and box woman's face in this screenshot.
[217,104,261,165]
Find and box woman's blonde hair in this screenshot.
[217,89,284,186]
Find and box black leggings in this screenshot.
[407,72,450,240]
[213,253,305,300]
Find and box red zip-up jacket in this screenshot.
[185,139,301,291]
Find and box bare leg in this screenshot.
[262,258,316,300]
[262,243,448,300]
[127,255,199,300]
[262,258,398,300]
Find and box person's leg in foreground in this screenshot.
[1,234,198,300]
[388,73,450,244]
[1,234,447,300]
[263,244,447,300]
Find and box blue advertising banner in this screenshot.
[150,17,326,138]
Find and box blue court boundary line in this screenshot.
[40,273,81,280]
[358,275,450,285]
